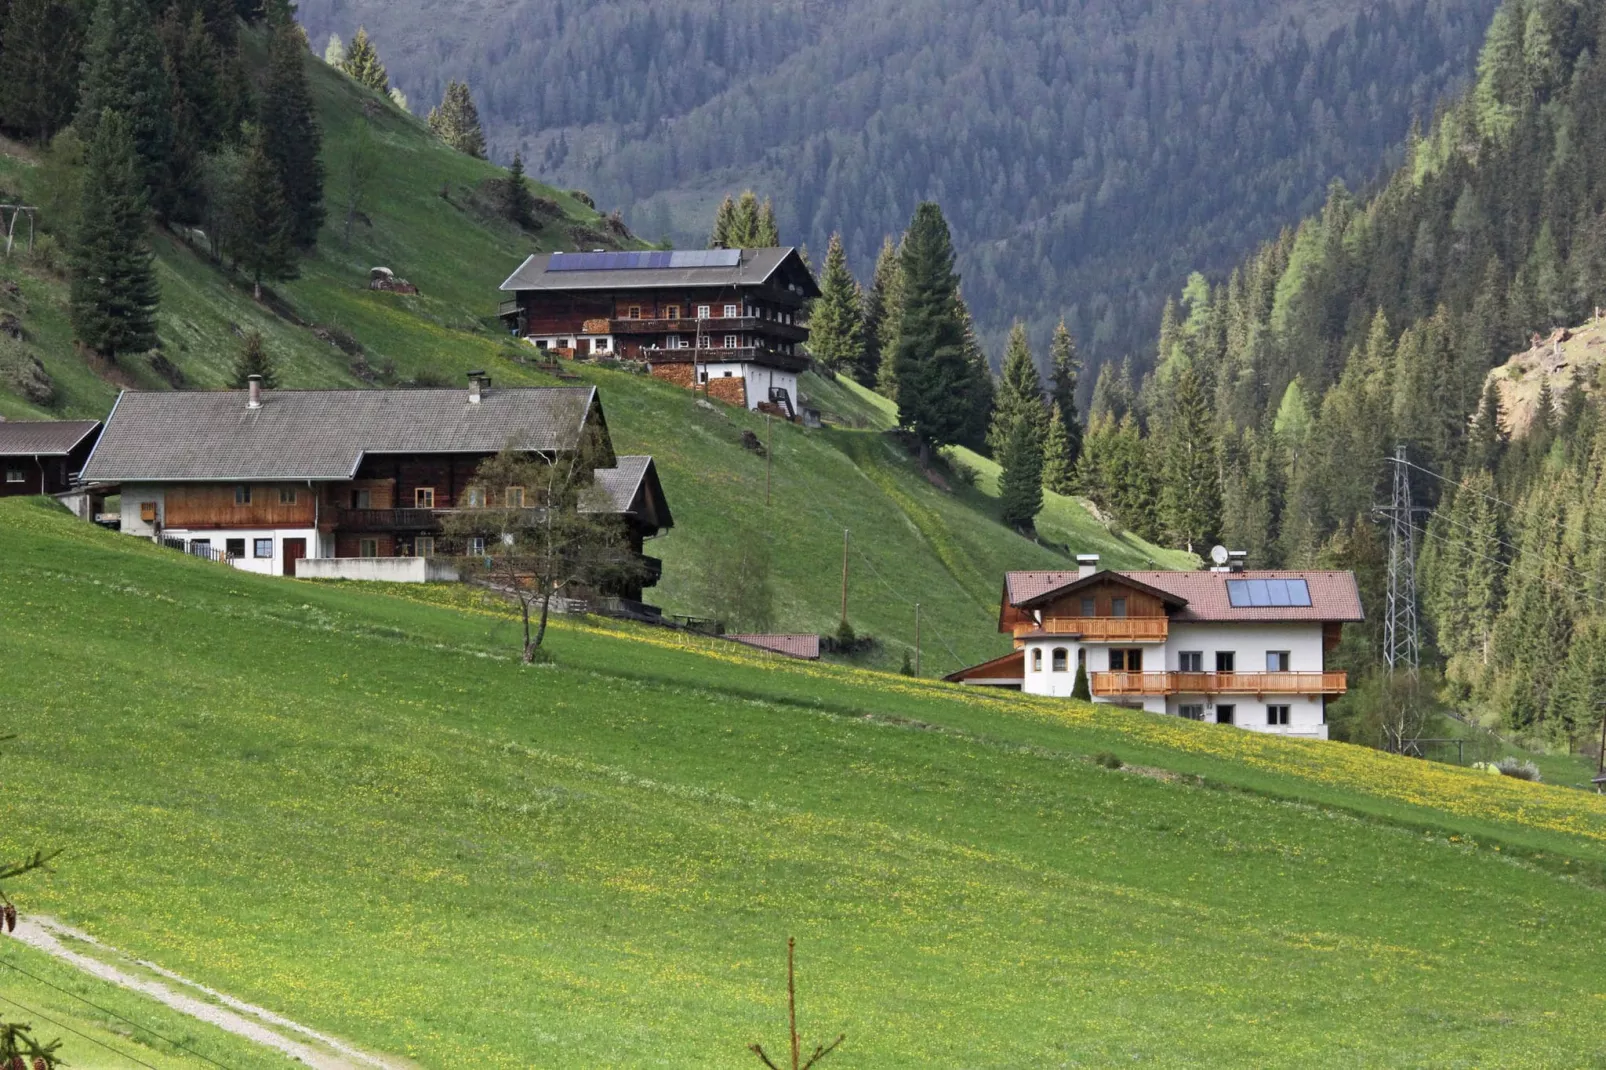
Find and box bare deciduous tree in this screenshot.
[749,938,844,1070]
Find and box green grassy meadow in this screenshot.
[4,497,1606,1066]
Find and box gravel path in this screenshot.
[11,917,409,1070]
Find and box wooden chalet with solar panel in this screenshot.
[497,248,820,419]
[945,553,1364,739]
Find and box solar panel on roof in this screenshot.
[546,249,738,272]
[1226,578,1311,608]
[669,249,741,268]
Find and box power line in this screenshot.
[0,992,162,1070]
[1405,514,1606,612]
[0,956,238,1070]
[1378,446,1421,675]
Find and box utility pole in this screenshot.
[839,529,849,627]
[765,412,773,507]
[914,602,921,678]
[1597,702,1605,780]
[1379,445,1422,676]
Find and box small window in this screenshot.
[592,337,610,354]
[1215,651,1236,673]
[1111,597,1127,618]
[724,334,739,349]
[465,486,486,508]
[1051,648,1068,672]
[1080,597,1095,617]
[415,536,435,558]
[1108,648,1143,672]
[1179,704,1205,721]
[1266,651,1290,672]
[697,335,712,348]
[1267,704,1291,726]
[234,485,252,505]
[352,489,372,509]
[665,306,680,320]
[1030,648,1042,672]
[669,335,685,349]
[1179,651,1203,673]
[696,304,710,319]
[467,536,486,556]
[535,339,549,350]
[627,305,641,319]
[415,487,435,508]
[359,538,379,558]
[3,467,23,483]
[279,487,297,505]
[505,487,525,508]
[254,538,273,559]
[1217,704,1236,726]
[724,304,738,318]
[722,370,733,377]
[697,369,709,384]
[225,538,246,559]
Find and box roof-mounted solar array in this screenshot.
[546,249,742,272]
[1225,578,1312,608]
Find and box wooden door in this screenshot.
[283,538,307,577]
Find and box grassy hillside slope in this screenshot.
[0,36,1183,672]
[4,497,1606,1066]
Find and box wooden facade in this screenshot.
[163,484,317,529]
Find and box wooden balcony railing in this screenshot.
[1091,671,1348,697]
[610,316,808,341]
[1012,617,1169,642]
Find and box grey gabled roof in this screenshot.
[82,387,601,482]
[586,455,673,530]
[0,420,101,457]
[498,247,820,297]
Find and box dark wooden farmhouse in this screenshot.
[82,377,672,609]
[497,248,820,418]
[0,419,101,497]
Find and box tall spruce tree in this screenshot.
[728,191,761,247]
[709,195,736,248]
[70,110,159,362]
[988,321,1046,456]
[506,151,534,228]
[230,330,278,388]
[76,0,172,213]
[755,198,780,245]
[1048,319,1084,470]
[809,233,863,374]
[864,235,902,393]
[1042,401,1076,494]
[323,33,345,67]
[954,289,995,452]
[891,202,969,462]
[341,27,389,93]
[1159,367,1220,553]
[998,414,1045,531]
[427,80,487,159]
[0,0,89,142]
[226,131,299,299]
[261,11,324,248]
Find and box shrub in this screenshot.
[1094,751,1123,770]
[1495,757,1541,782]
[948,457,978,487]
[835,619,856,646]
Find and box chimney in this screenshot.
[1227,550,1248,573]
[467,370,486,404]
[1076,553,1100,580]
[247,374,262,409]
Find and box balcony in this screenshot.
[640,345,809,371]
[1013,617,1168,642]
[336,507,447,532]
[1090,671,1348,698]
[611,316,808,342]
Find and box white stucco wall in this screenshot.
[152,527,319,576]
[696,363,799,413]
[295,557,460,583]
[119,484,165,537]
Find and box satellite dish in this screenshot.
[1210,544,1230,566]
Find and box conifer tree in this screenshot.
[891,202,969,463]
[506,151,534,229]
[230,330,278,388]
[808,233,863,374]
[323,33,345,67]
[76,0,173,213]
[1468,380,1509,471]
[954,289,994,452]
[261,11,324,248]
[1048,319,1083,471]
[0,0,89,143]
[226,131,299,299]
[998,414,1044,531]
[1041,402,1075,495]
[341,27,389,93]
[709,195,735,248]
[729,191,761,247]
[863,235,902,393]
[988,321,1045,456]
[427,80,487,159]
[1159,367,1220,553]
[756,198,780,245]
[70,111,159,362]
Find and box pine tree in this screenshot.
[506,151,534,229]
[954,289,994,452]
[1071,659,1091,700]
[226,131,299,299]
[1042,402,1076,494]
[709,195,735,248]
[260,11,324,248]
[808,233,862,373]
[341,27,389,93]
[323,33,345,67]
[230,330,278,388]
[1468,379,1509,472]
[863,235,902,392]
[76,0,173,212]
[729,191,760,247]
[891,203,970,462]
[998,414,1044,531]
[70,110,159,362]
[1048,319,1083,472]
[427,80,487,159]
[988,321,1045,456]
[0,0,90,143]
[755,198,780,245]
[1159,367,1220,553]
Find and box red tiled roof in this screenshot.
[727,633,821,659]
[1003,569,1364,623]
[943,648,1024,683]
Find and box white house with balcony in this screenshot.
[944,555,1363,739]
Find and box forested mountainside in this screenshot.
[295,0,1498,359]
[1079,0,1606,746]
